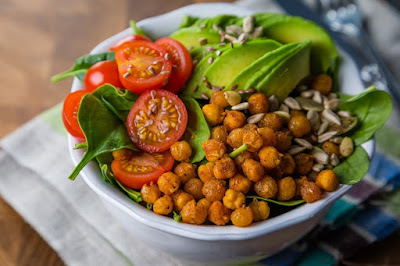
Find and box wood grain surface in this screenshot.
[0,0,399,265]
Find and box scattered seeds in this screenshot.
[199,37,208,46]
[205,82,211,89]
[328,92,338,99]
[230,41,234,48]
[147,66,156,75]
[340,137,354,157]
[338,110,352,118]
[278,104,290,113]
[311,135,318,142]
[251,26,264,38]
[218,42,225,47]
[314,152,329,165]
[328,116,358,135]
[160,71,170,75]
[318,131,338,143]
[238,33,249,43]
[245,88,255,94]
[313,90,323,104]
[324,99,341,111]
[199,24,206,29]
[206,46,215,52]
[224,91,241,106]
[296,84,308,92]
[331,136,343,144]
[301,90,314,98]
[242,15,254,33]
[123,72,131,79]
[151,90,156,100]
[294,138,313,149]
[201,93,209,100]
[216,50,222,56]
[232,102,249,111]
[225,25,244,35]
[207,57,213,64]
[284,97,301,110]
[322,109,341,125]
[313,164,325,172]
[268,95,279,112]
[164,53,171,60]
[296,97,324,111]
[230,84,238,91]
[212,85,221,91]
[318,120,329,135]
[274,111,291,121]
[202,76,207,82]
[213,24,222,31]
[193,85,198,92]
[238,89,244,94]
[224,34,237,42]
[289,146,307,155]
[330,154,340,166]
[247,113,265,124]
[192,60,198,68]
[307,110,319,126]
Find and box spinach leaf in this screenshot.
[129,20,147,37]
[51,52,115,83]
[246,196,305,206]
[178,16,200,29]
[115,179,142,203]
[333,146,370,185]
[173,211,182,222]
[92,84,138,122]
[339,87,392,146]
[180,96,210,163]
[68,93,137,180]
[146,203,153,210]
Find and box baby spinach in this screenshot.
[51,51,115,82]
[115,179,142,203]
[68,92,137,180]
[246,196,305,206]
[181,96,210,163]
[129,20,147,36]
[339,87,392,146]
[173,211,182,223]
[333,146,370,185]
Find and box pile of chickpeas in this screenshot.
[139,74,344,227]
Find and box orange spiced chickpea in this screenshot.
[213,154,236,180]
[153,195,173,215]
[280,153,296,175]
[258,113,283,131]
[184,178,204,200]
[224,110,246,131]
[223,189,246,210]
[229,174,252,194]
[202,139,226,161]
[174,162,197,184]
[210,125,229,144]
[243,124,258,131]
[227,128,246,149]
[181,200,208,225]
[294,153,314,175]
[231,206,253,227]
[233,150,252,170]
[243,129,264,152]
[301,180,323,203]
[288,114,311,138]
[249,199,270,222]
[254,176,278,198]
[202,179,226,202]
[208,201,231,225]
[202,104,225,126]
[259,146,281,169]
[141,182,161,204]
[322,141,341,158]
[157,172,181,195]
[197,162,215,183]
[210,91,229,108]
[171,190,194,212]
[242,159,265,182]
[274,130,293,152]
[277,177,296,201]
[295,176,308,197]
[248,93,269,114]
[170,140,192,162]
[316,170,339,192]
[310,74,332,95]
[257,127,277,147]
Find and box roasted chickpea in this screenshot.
[311,74,332,95]
[288,114,311,138]
[301,180,323,203]
[170,141,192,162]
[243,129,264,152]
[294,153,314,175]
[259,146,281,169]
[223,189,246,210]
[171,190,194,212]
[248,93,269,114]
[174,162,196,184]
[227,128,246,149]
[198,162,215,183]
[275,130,293,152]
[249,199,270,221]
[141,182,161,204]
[234,150,252,170]
[184,178,204,200]
[157,172,181,195]
[254,176,278,198]
[277,177,296,201]
[289,109,304,117]
[223,110,246,132]
[242,159,264,182]
[229,174,252,194]
[213,154,236,180]
[295,176,308,197]
[202,139,226,162]
[197,198,212,210]
[266,166,283,179]
[208,201,231,225]
[322,142,340,158]
[202,179,226,202]
[316,170,339,192]
[243,124,258,131]
[153,195,173,215]
[257,127,277,147]
[210,125,228,144]
[202,104,225,126]
[280,153,296,175]
[231,206,253,227]
[210,91,229,108]
[181,200,208,225]
[258,113,283,131]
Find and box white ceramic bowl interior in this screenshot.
[68,3,374,263]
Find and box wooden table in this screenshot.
[0,0,399,265]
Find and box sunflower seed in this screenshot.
[247,113,265,124]
[238,89,244,94]
[205,82,211,89]
[338,110,352,118]
[330,154,340,166]
[123,72,131,79]
[242,15,254,33]
[164,53,171,60]
[192,60,198,68]
[268,95,279,112]
[245,88,255,94]
[202,76,207,82]
[199,24,206,29]
[296,84,308,92]
[312,90,323,104]
[328,92,338,100]
[232,102,249,111]
[225,25,243,36]
[318,131,338,143]
[216,50,222,56]
[301,90,315,98]
[322,109,341,125]
[296,97,324,111]
[278,104,289,113]
[322,95,329,105]
[207,57,213,64]
[312,164,325,172]
[213,24,222,31]
[314,152,329,164]
[328,116,358,135]
[201,93,209,100]
[312,120,321,133]
[318,120,329,135]
[274,111,291,121]
[212,85,221,91]
[294,138,313,149]
[224,34,237,42]
[206,46,215,52]
[199,37,208,46]
[324,99,341,111]
[224,91,241,106]
[230,84,238,91]
[340,137,354,157]
[238,33,249,43]
[284,97,301,110]
[311,134,318,142]
[307,110,319,125]
[289,146,307,155]
[251,26,264,38]
[325,164,334,170]
[331,136,343,144]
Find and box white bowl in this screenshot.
[69,3,374,264]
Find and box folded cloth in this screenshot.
[0,0,399,265]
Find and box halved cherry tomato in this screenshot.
[109,34,151,51]
[62,90,88,140]
[111,149,174,189]
[115,41,172,94]
[126,89,188,153]
[155,37,193,94]
[83,60,123,92]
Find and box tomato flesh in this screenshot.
[155,37,193,94]
[111,149,174,189]
[109,34,151,51]
[126,89,188,153]
[62,90,88,140]
[115,41,172,94]
[83,60,122,92]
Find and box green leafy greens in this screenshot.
[247,196,305,207]
[333,146,370,185]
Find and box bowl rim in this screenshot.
[69,2,375,241]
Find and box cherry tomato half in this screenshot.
[115,41,172,94]
[155,37,193,94]
[62,90,88,140]
[83,60,123,92]
[126,89,188,153]
[111,149,174,189]
[109,34,151,51]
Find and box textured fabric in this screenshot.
[0,0,399,265]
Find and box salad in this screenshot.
[52,14,392,227]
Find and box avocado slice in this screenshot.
[190,43,224,62]
[192,15,239,29]
[199,40,281,93]
[253,13,338,75]
[256,40,311,102]
[170,27,221,49]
